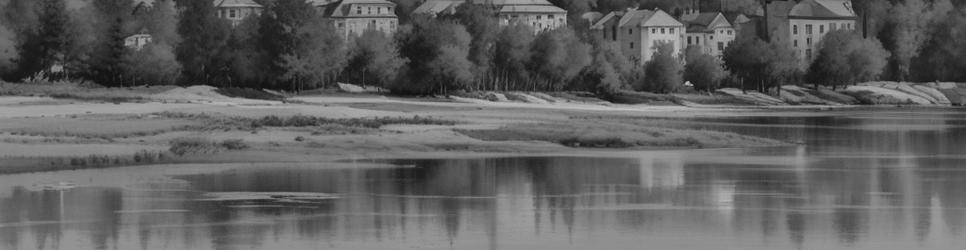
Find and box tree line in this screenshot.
[1,0,965,97]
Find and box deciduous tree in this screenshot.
[642,41,682,93]
[683,46,725,92]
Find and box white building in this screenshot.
[753,0,857,67]
[124,34,153,51]
[413,0,567,33]
[591,8,686,65]
[313,0,399,40]
[787,0,857,66]
[214,0,264,27]
[680,11,735,58]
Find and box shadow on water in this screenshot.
[1,109,966,249]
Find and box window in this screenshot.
[229,9,236,18]
[727,30,733,35]
[548,15,553,19]
[612,26,617,41]
[807,37,812,46]
[806,49,812,60]
[847,23,852,29]
[670,28,674,34]
[687,36,692,44]
[661,28,666,34]
[819,25,824,33]
[357,7,362,14]
[793,25,798,35]
[806,24,813,34]
[368,7,372,14]
[389,7,393,12]
[710,36,714,40]
[794,40,798,47]
[830,23,837,30]
[717,42,724,51]
[630,42,634,49]
[696,37,701,44]
[651,28,656,34]
[628,28,632,35]
[603,29,607,39]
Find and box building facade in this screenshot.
[314,0,399,40]
[214,0,264,27]
[753,0,857,67]
[413,0,567,33]
[680,11,735,58]
[591,8,686,65]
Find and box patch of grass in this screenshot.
[249,114,457,129]
[0,81,175,102]
[215,88,284,100]
[558,137,634,148]
[169,138,250,156]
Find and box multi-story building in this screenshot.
[213,0,264,27]
[313,0,399,40]
[591,8,686,65]
[752,0,857,67]
[680,10,735,58]
[413,0,567,33]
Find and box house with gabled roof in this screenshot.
[214,0,264,27]
[312,0,399,41]
[591,8,686,65]
[413,0,567,33]
[752,0,857,67]
[680,11,735,58]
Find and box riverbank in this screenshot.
[4,80,965,174]
[0,88,804,174]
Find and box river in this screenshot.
[2,108,966,249]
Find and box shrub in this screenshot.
[220,139,250,150]
[169,138,220,156]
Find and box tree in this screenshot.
[912,5,966,82]
[143,0,180,45]
[807,30,889,89]
[492,23,535,91]
[258,0,323,90]
[344,29,405,88]
[722,37,797,94]
[440,3,500,89]
[278,17,346,92]
[577,37,634,95]
[212,16,263,88]
[684,46,726,92]
[123,43,181,86]
[885,0,949,81]
[394,16,473,95]
[10,0,71,80]
[642,41,683,93]
[527,28,592,91]
[87,17,129,86]
[176,0,231,85]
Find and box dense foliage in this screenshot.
[2,0,965,96]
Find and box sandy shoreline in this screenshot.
[0,93,925,174]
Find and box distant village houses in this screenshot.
[590,8,685,65]
[414,0,568,33]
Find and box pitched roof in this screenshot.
[790,0,856,18]
[722,12,750,24]
[213,0,262,8]
[681,12,732,33]
[320,0,397,18]
[413,0,462,15]
[414,0,565,15]
[591,9,683,29]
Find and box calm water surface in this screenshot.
[3,109,966,250]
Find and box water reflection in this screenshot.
[1,110,966,249]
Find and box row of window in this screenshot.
[650,27,677,35]
[218,8,257,19]
[792,22,853,35]
[355,6,394,15]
